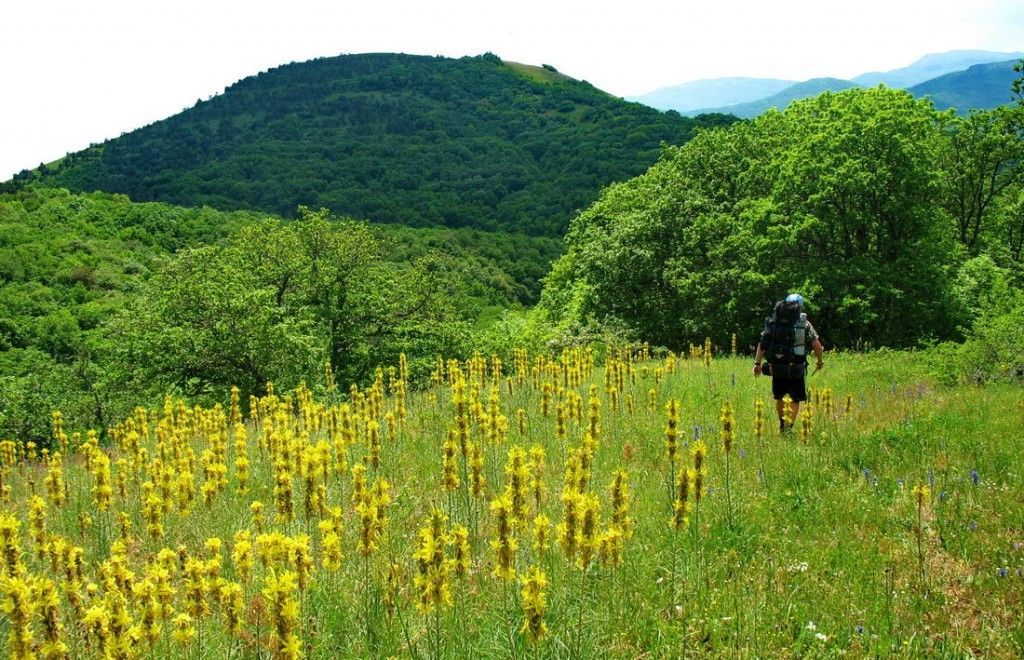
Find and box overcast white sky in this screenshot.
[2,0,1022,180]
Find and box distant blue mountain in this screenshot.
[910,59,1023,113]
[635,50,1024,117]
[627,77,795,113]
[853,50,1024,88]
[691,78,861,118]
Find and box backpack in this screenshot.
[762,300,808,364]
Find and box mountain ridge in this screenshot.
[8,52,734,236]
[627,77,795,112]
[853,49,1024,88]
[692,77,860,118]
[638,49,1023,116]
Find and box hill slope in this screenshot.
[8,53,733,236]
[693,78,860,118]
[908,59,1023,113]
[627,77,795,112]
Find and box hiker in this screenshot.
[752,293,824,431]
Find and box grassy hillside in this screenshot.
[7,53,734,236]
[0,348,1021,657]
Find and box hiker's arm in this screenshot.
[753,343,764,376]
[812,338,824,367]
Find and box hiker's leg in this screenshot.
[775,398,786,430]
[790,400,800,423]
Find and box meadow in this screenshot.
[1,346,1022,658]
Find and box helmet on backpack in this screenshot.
[784,293,804,307]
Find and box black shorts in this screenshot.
[770,364,807,402]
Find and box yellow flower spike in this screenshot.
[291,535,315,590]
[171,612,195,646]
[1,574,37,658]
[691,441,707,506]
[451,524,471,577]
[263,569,303,659]
[800,406,813,444]
[490,494,518,581]
[665,399,680,463]
[441,429,460,492]
[532,514,551,557]
[671,466,692,531]
[519,565,549,643]
[577,493,600,570]
[557,490,580,563]
[183,558,210,619]
[413,508,453,613]
[720,401,735,454]
[610,469,632,539]
[504,445,530,524]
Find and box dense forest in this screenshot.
[6,53,733,235]
[0,188,560,442]
[540,86,1024,357]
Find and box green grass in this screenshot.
[1,349,1022,657]
[502,61,575,85]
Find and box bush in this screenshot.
[956,303,1024,383]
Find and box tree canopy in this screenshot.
[540,86,1024,350]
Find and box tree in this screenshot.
[102,208,473,398]
[1013,59,1023,106]
[541,87,959,349]
[940,107,1024,253]
[105,245,321,399]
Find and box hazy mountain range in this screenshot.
[631,50,1024,117]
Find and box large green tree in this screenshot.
[104,208,472,400]
[542,87,966,349]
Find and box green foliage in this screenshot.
[99,208,481,401]
[940,106,1024,253]
[0,189,563,437]
[372,224,563,306]
[13,53,734,236]
[104,244,322,399]
[950,302,1024,383]
[542,87,1024,350]
[950,255,1022,324]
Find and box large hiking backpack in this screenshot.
[763,300,808,365]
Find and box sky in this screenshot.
[2,0,1023,180]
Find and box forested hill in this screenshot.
[9,53,734,236]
